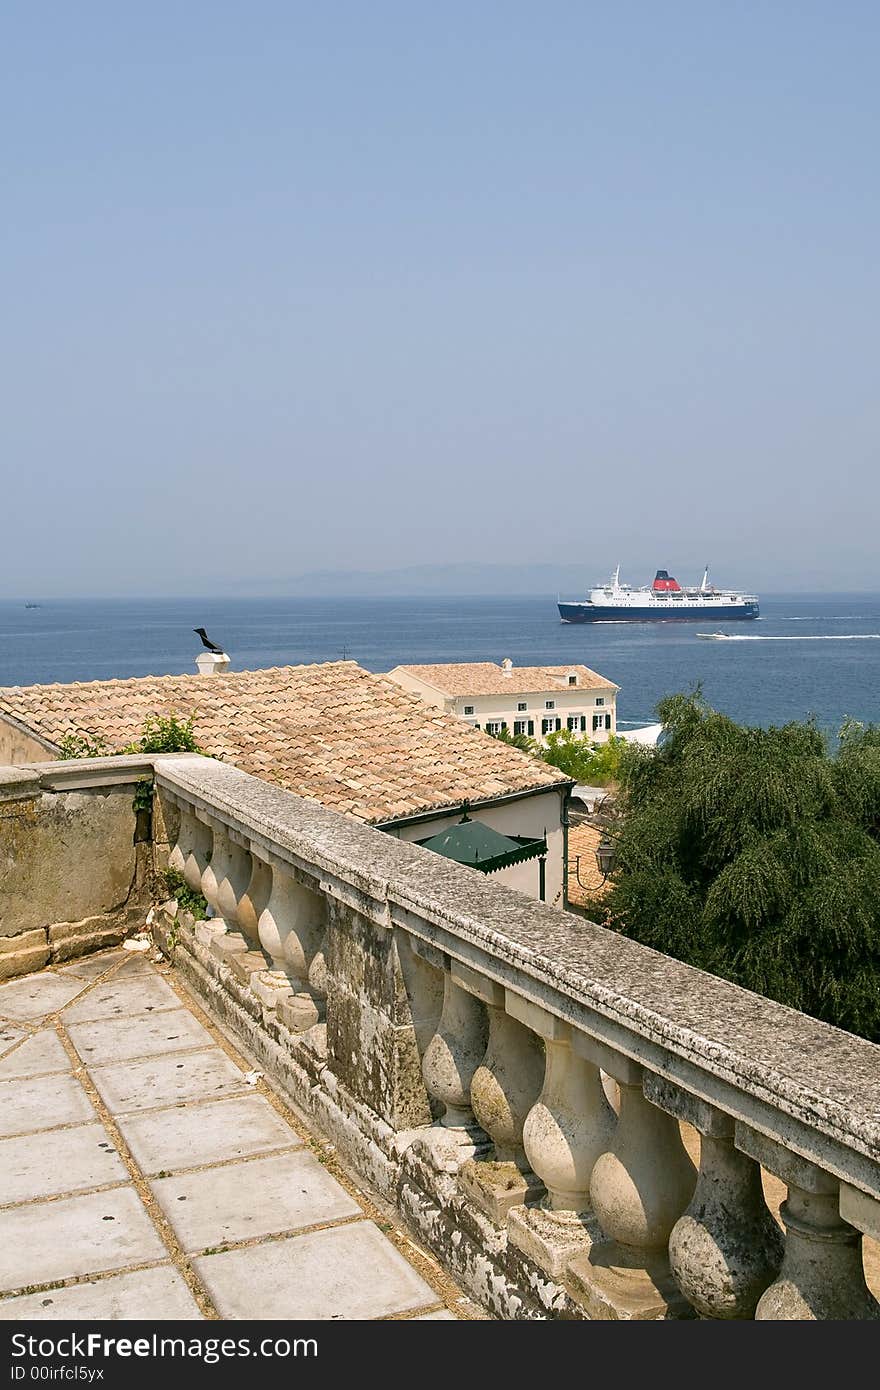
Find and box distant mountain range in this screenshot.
[229,560,875,598]
[235,563,599,597]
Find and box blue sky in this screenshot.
[3,3,879,594]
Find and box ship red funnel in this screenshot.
[652,570,681,592]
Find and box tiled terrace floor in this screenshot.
[0,950,471,1321]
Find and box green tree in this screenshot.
[541,728,625,786]
[586,692,880,1041]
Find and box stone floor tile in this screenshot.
[0,1121,128,1205]
[0,1072,95,1137]
[67,1008,214,1064]
[57,951,128,981]
[0,1024,27,1056]
[63,973,180,1024]
[151,1149,360,1252]
[0,1265,203,1320]
[0,973,85,1022]
[0,1187,166,1292]
[89,1048,249,1115]
[194,1222,439,1320]
[112,953,156,977]
[116,1094,299,1175]
[0,1030,71,1080]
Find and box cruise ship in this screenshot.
[558,567,760,623]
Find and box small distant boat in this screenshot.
[697,631,730,640]
[24,602,41,609]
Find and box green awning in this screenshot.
[416,806,547,875]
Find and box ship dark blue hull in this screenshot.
[558,602,760,623]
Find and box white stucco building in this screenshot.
[384,660,619,744]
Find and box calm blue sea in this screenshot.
[2,594,880,738]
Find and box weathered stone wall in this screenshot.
[0,760,154,979]
[0,717,56,765]
[150,754,880,1322]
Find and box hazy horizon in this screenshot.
[4,4,879,599]
[8,563,880,604]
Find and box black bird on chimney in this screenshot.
[194,628,224,654]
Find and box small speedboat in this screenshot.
[696,631,730,640]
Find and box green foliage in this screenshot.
[57,712,201,760]
[121,713,200,755]
[132,778,154,814]
[488,727,541,754]
[591,691,880,1041]
[160,867,208,921]
[486,723,626,786]
[541,728,626,786]
[55,731,111,759]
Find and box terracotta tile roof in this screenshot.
[387,662,618,697]
[0,662,569,825]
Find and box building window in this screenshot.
[517,702,527,712]
[580,715,587,732]
[542,717,562,735]
[605,713,612,730]
[567,715,580,731]
[471,721,480,729]
[592,714,601,732]
[568,675,577,686]
[514,720,527,736]
[463,705,474,715]
[486,720,506,735]
[595,697,605,707]
[545,700,555,710]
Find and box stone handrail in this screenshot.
[15,752,878,1319]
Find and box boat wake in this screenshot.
[707,634,880,642]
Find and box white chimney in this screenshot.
[196,651,231,676]
[501,658,513,675]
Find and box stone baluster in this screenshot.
[307,925,329,1008]
[505,997,615,1278]
[169,806,212,894]
[567,1039,696,1318]
[421,963,488,1132]
[451,963,545,1223]
[737,1127,880,1320]
[257,859,327,1029]
[165,800,186,877]
[643,1076,783,1318]
[213,829,252,928]
[197,813,221,915]
[236,853,272,950]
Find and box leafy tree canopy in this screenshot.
[487,725,625,785]
[542,728,625,786]
[585,692,880,1041]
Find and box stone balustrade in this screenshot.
[3,751,880,1321]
